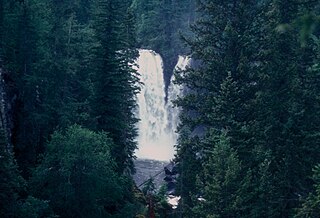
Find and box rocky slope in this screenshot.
[133,159,169,190]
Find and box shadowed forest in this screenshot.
[1,0,320,217]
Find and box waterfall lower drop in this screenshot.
[135,49,190,161]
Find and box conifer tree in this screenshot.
[193,133,242,218]
[296,165,320,218]
[92,0,139,172]
[175,0,320,216]
[10,0,99,175]
[0,128,24,217]
[252,1,320,215]
[175,127,201,217]
[175,0,260,215]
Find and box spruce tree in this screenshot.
[252,1,320,215]
[175,0,260,215]
[295,165,320,218]
[10,0,99,175]
[193,133,242,218]
[175,127,201,217]
[0,128,24,217]
[92,0,139,172]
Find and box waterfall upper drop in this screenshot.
[135,50,190,161]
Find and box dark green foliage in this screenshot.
[0,0,100,176]
[142,178,156,196]
[175,0,320,217]
[91,0,140,173]
[153,186,173,218]
[141,180,173,218]
[1,0,139,176]
[0,127,54,218]
[174,0,259,216]
[30,125,127,217]
[193,133,242,218]
[1,0,143,216]
[17,196,55,218]
[0,0,3,59]
[0,128,24,217]
[251,1,320,216]
[295,165,320,218]
[174,127,201,217]
[2,0,320,217]
[134,0,190,54]
[132,0,196,88]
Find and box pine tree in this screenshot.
[175,0,260,214]
[0,0,3,59]
[0,127,24,217]
[252,1,320,215]
[10,0,99,175]
[175,0,320,216]
[0,124,55,217]
[193,133,242,218]
[92,0,139,173]
[175,127,201,217]
[295,165,320,218]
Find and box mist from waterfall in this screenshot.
[135,49,190,161]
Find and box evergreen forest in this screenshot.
[0,0,320,217]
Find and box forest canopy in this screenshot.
[0,0,320,217]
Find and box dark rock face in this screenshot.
[0,65,17,152]
[133,159,169,190]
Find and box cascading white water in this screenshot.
[135,50,190,161]
[135,49,172,160]
[166,55,191,142]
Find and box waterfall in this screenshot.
[166,55,191,142]
[135,50,190,161]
